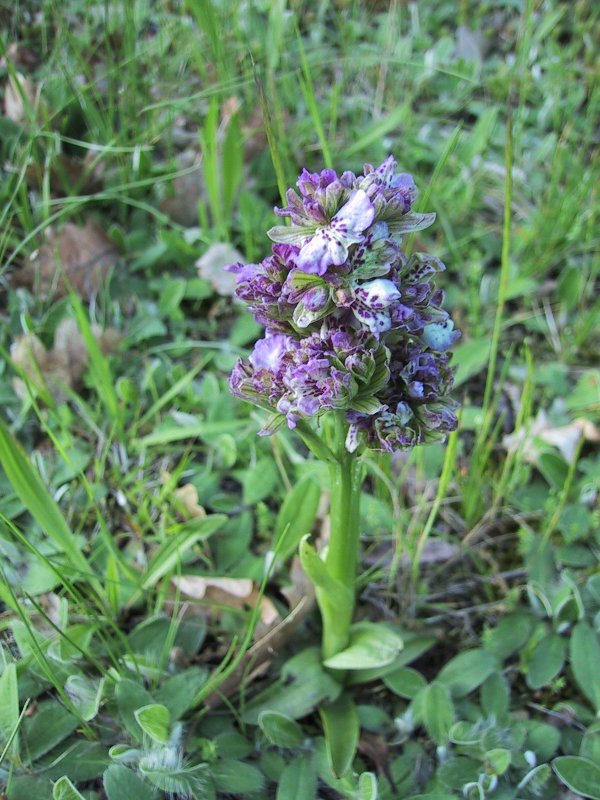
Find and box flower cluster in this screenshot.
[228,156,460,452]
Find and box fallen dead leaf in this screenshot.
[172,575,280,630]
[503,410,600,464]
[14,220,120,300]
[280,555,316,610]
[1,43,39,71]
[25,153,104,197]
[195,242,242,297]
[4,71,38,123]
[173,483,207,519]
[11,317,121,402]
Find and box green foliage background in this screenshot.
[0,1,599,798]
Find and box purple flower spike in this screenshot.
[228,156,460,453]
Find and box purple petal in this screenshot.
[295,229,347,274]
[332,189,375,238]
[249,334,291,371]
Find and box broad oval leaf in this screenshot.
[527,633,566,690]
[64,675,105,722]
[437,649,497,697]
[412,682,454,745]
[570,622,600,712]
[357,772,378,800]
[103,764,153,800]
[320,693,359,779]
[324,623,403,670]
[134,704,170,744]
[259,711,304,748]
[52,776,86,800]
[383,666,426,699]
[553,756,600,800]
[276,754,317,800]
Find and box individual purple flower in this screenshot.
[269,189,376,276]
[350,278,401,334]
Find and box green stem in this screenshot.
[319,415,363,661]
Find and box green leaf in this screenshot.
[116,680,154,742]
[243,647,342,724]
[437,649,498,697]
[0,662,19,754]
[155,667,208,720]
[438,757,481,790]
[570,622,600,712]
[139,759,214,798]
[22,702,79,761]
[320,693,359,779]
[527,633,566,689]
[274,475,321,561]
[103,765,153,800]
[486,748,511,775]
[553,756,600,799]
[383,667,427,699]
[448,722,480,746]
[38,741,109,781]
[141,514,226,591]
[298,536,352,605]
[356,772,378,800]
[525,721,561,761]
[412,682,454,745]
[323,622,403,671]
[581,722,600,766]
[52,777,86,800]
[480,672,509,719]
[241,457,278,505]
[0,419,92,583]
[108,744,142,764]
[452,338,491,387]
[64,675,104,722]
[135,419,247,448]
[259,711,304,748]
[134,704,170,744]
[484,613,533,659]
[212,760,265,794]
[347,635,435,685]
[276,754,317,800]
[6,776,53,800]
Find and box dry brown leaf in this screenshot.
[11,317,121,402]
[174,575,253,600]
[15,220,120,300]
[173,483,206,519]
[172,575,280,630]
[195,242,242,297]
[280,555,316,610]
[25,153,104,197]
[2,43,39,71]
[503,411,600,464]
[4,72,39,123]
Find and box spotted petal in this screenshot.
[352,279,401,334]
[422,320,460,351]
[295,189,375,275]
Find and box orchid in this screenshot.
[227,157,460,776]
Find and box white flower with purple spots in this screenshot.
[295,190,375,275]
[268,190,376,277]
[351,278,401,335]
